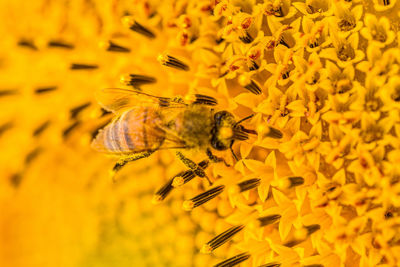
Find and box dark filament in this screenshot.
[214,252,250,267]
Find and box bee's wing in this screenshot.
[95,88,187,114]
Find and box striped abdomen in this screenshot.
[92,107,165,154]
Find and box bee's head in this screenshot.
[211,111,253,153]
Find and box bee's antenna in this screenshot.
[234,114,254,126]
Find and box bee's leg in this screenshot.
[175,151,213,186]
[111,151,154,181]
[206,148,230,167]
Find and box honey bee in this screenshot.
[91,88,255,180]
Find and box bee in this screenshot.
[91,88,255,181]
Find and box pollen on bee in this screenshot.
[182,185,225,211]
[157,54,190,71]
[201,225,244,253]
[219,127,233,139]
[214,252,250,267]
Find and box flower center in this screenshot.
[337,43,355,61]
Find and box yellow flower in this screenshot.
[3,0,400,266]
[319,32,364,68]
[361,14,396,48]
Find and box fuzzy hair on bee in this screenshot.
[91,88,256,184]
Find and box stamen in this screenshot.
[120,74,157,88]
[263,126,283,139]
[383,0,390,5]
[239,32,253,43]
[257,214,281,227]
[18,39,37,50]
[231,178,261,194]
[70,64,99,70]
[258,263,281,267]
[201,225,244,253]
[100,41,131,53]
[193,94,218,106]
[10,173,22,188]
[239,75,262,95]
[34,86,57,94]
[25,147,42,165]
[0,89,18,97]
[33,120,50,137]
[47,40,74,49]
[0,122,13,136]
[278,176,305,189]
[152,178,174,204]
[183,185,225,211]
[284,224,320,247]
[249,61,259,71]
[245,80,262,95]
[158,54,190,71]
[123,18,156,39]
[305,224,320,235]
[70,102,91,119]
[214,252,250,267]
[62,121,80,138]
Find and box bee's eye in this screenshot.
[214,111,230,124]
[211,137,228,151]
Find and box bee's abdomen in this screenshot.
[92,107,165,154]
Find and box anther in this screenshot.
[239,32,253,43]
[120,74,157,88]
[70,102,91,119]
[18,39,37,50]
[100,41,131,53]
[62,121,80,138]
[47,40,74,49]
[183,185,225,211]
[239,75,262,95]
[201,225,244,253]
[230,178,261,194]
[257,214,281,227]
[152,178,174,204]
[123,17,156,39]
[0,89,18,97]
[249,61,259,71]
[33,120,50,137]
[34,86,57,94]
[278,176,305,189]
[158,54,190,71]
[214,252,250,267]
[263,126,283,139]
[70,63,99,70]
[258,263,281,267]
[25,147,42,165]
[0,122,13,136]
[193,94,218,106]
